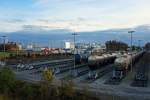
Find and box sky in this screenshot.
[0,0,150,32]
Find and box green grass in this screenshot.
[0,52,10,59]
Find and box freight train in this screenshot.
[88,53,117,70]
[112,51,144,79]
[87,53,117,79]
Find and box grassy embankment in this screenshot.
[0,52,10,59]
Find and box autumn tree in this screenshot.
[39,68,54,100]
[0,42,19,52]
[106,40,128,51]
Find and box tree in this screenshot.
[105,40,128,51]
[60,79,75,100]
[0,42,19,52]
[50,86,60,100]
[39,68,54,100]
[0,67,16,94]
[20,83,34,100]
[42,68,53,83]
[145,42,150,51]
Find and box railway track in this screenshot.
[14,59,74,71]
[32,59,73,69]
[131,52,150,87]
[59,64,89,79]
[81,64,114,83]
[68,66,90,78]
[31,63,88,75]
[104,76,123,85]
[76,68,89,77]
[55,64,88,75]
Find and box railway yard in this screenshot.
[6,51,150,100]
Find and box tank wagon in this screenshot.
[112,51,144,79]
[87,53,116,79]
[88,53,117,70]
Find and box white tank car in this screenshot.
[88,53,116,70]
[114,54,132,70]
[113,51,144,79]
[88,53,116,79]
[88,55,105,69]
[113,53,132,79]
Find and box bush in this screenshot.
[0,67,99,100]
[0,67,16,94]
[60,80,75,100]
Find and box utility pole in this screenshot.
[2,36,6,53]
[1,36,6,63]
[72,33,78,76]
[138,40,142,50]
[128,31,135,72]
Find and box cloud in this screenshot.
[23,25,48,29]
[37,19,49,23]
[1,0,150,32]
[0,22,23,33]
[22,24,64,30]
[4,19,26,23]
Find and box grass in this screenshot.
[0,95,10,100]
[0,52,10,59]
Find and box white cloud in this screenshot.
[1,0,150,32]
[0,21,23,32]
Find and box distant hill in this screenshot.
[1,25,150,47]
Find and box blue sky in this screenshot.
[0,0,150,32]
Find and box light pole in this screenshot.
[128,31,135,72]
[72,33,78,76]
[138,40,142,50]
[2,36,6,53]
[1,36,6,63]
